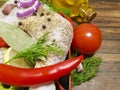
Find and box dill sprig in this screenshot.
[10,33,64,66]
[72,56,102,87]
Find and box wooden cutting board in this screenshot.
[73,0,120,90]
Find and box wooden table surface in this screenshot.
[73,0,120,90]
[0,0,119,90]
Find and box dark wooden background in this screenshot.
[73,0,120,90]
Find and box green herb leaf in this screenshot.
[10,33,64,66]
[0,22,36,52]
[72,56,102,87]
[0,0,8,7]
[40,0,70,16]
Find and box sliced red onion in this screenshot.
[17,0,36,8]
[17,8,34,18]
[33,0,41,11]
[17,0,41,18]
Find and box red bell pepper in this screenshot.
[0,55,84,87]
[0,37,8,48]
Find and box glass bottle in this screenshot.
[47,0,97,23]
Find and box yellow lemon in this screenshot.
[4,48,31,68]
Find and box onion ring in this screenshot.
[17,0,36,8]
[17,0,41,18]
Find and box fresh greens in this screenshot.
[10,33,64,66]
[0,22,36,52]
[0,0,7,7]
[40,0,70,16]
[72,56,102,87]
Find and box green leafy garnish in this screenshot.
[56,8,70,16]
[72,56,102,87]
[0,22,36,52]
[0,0,7,7]
[10,33,64,66]
[40,0,70,16]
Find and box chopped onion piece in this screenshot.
[77,63,83,72]
[33,0,41,11]
[17,0,41,18]
[17,0,36,8]
[17,8,34,18]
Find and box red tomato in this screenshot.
[72,23,102,55]
[0,37,8,48]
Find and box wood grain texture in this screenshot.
[95,54,120,61]
[97,40,120,54]
[90,0,120,54]
[73,0,120,90]
[73,61,120,90]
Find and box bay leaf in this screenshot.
[0,22,36,51]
